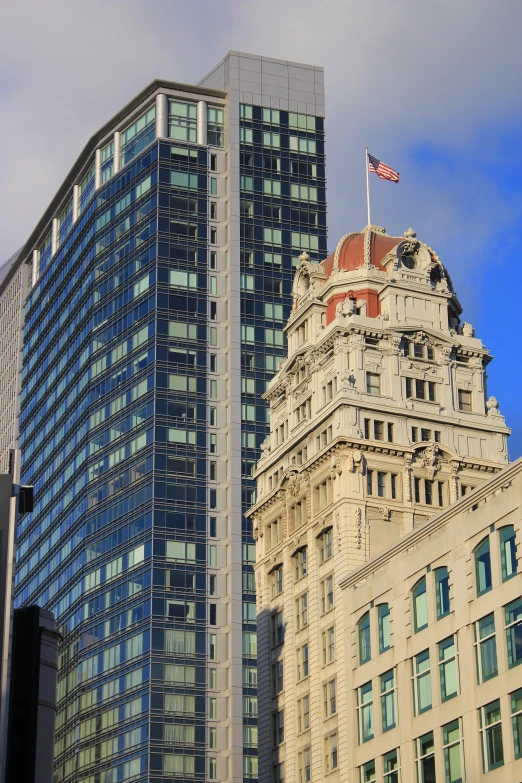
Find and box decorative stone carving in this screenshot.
[357,299,367,316]
[404,454,413,502]
[486,396,502,417]
[441,346,453,364]
[335,512,341,551]
[462,322,475,337]
[450,460,460,503]
[422,443,442,479]
[252,515,261,541]
[340,370,357,391]
[402,227,420,256]
[260,437,271,455]
[336,297,357,318]
[355,506,362,550]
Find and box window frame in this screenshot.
[438,634,459,702]
[357,681,374,744]
[380,668,397,732]
[358,611,371,665]
[505,598,522,668]
[475,536,492,597]
[412,576,428,633]
[479,699,504,772]
[499,525,518,582]
[412,649,432,715]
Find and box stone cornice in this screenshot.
[248,434,504,518]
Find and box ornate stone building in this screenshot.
[247,225,511,782]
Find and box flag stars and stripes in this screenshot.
[368,154,400,183]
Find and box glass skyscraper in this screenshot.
[4,52,326,783]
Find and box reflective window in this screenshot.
[358,612,371,664]
[378,603,391,653]
[475,537,492,596]
[413,649,432,714]
[439,635,459,701]
[479,699,504,772]
[511,688,522,760]
[357,682,374,743]
[474,613,498,683]
[413,577,428,632]
[168,101,197,142]
[435,566,450,619]
[380,669,396,731]
[207,106,224,146]
[121,106,156,166]
[505,598,522,668]
[499,525,518,581]
[415,732,435,783]
[360,759,376,782]
[383,749,400,783]
[443,720,463,783]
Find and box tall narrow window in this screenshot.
[413,577,428,632]
[415,732,435,783]
[378,603,391,653]
[413,650,432,714]
[511,688,522,760]
[359,612,371,664]
[442,719,464,783]
[505,598,522,668]
[435,566,450,619]
[357,682,374,743]
[475,537,492,596]
[439,635,459,701]
[380,669,396,731]
[474,613,498,683]
[499,525,518,581]
[479,699,504,772]
[458,389,472,411]
[360,760,376,782]
[383,749,400,783]
[366,372,380,395]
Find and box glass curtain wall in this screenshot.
[238,102,327,775]
[15,134,215,783]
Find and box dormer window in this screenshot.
[401,255,416,270]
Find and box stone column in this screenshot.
[113,131,121,174]
[197,100,207,146]
[156,93,168,139]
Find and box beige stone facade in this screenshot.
[248,225,514,782]
[340,456,522,783]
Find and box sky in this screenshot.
[2,0,522,455]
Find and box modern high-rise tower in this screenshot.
[2,52,327,783]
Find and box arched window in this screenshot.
[358,612,371,665]
[412,577,428,633]
[435,567,450,620]
[475,537,492,596]
[499,525,518,582]
[378,604,391,653]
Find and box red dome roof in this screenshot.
[320,228,402,277]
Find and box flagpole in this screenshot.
[365,147,371,226]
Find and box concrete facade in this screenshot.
[249,225,514,782]
[340,457,522,782]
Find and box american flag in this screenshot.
[368,153,400,183]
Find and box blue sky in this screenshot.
[2,0,522,455]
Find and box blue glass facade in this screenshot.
[11,62,327,783]
[16,133,218,783]
[238,105,327,781]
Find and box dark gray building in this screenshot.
[1,52,327,783]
